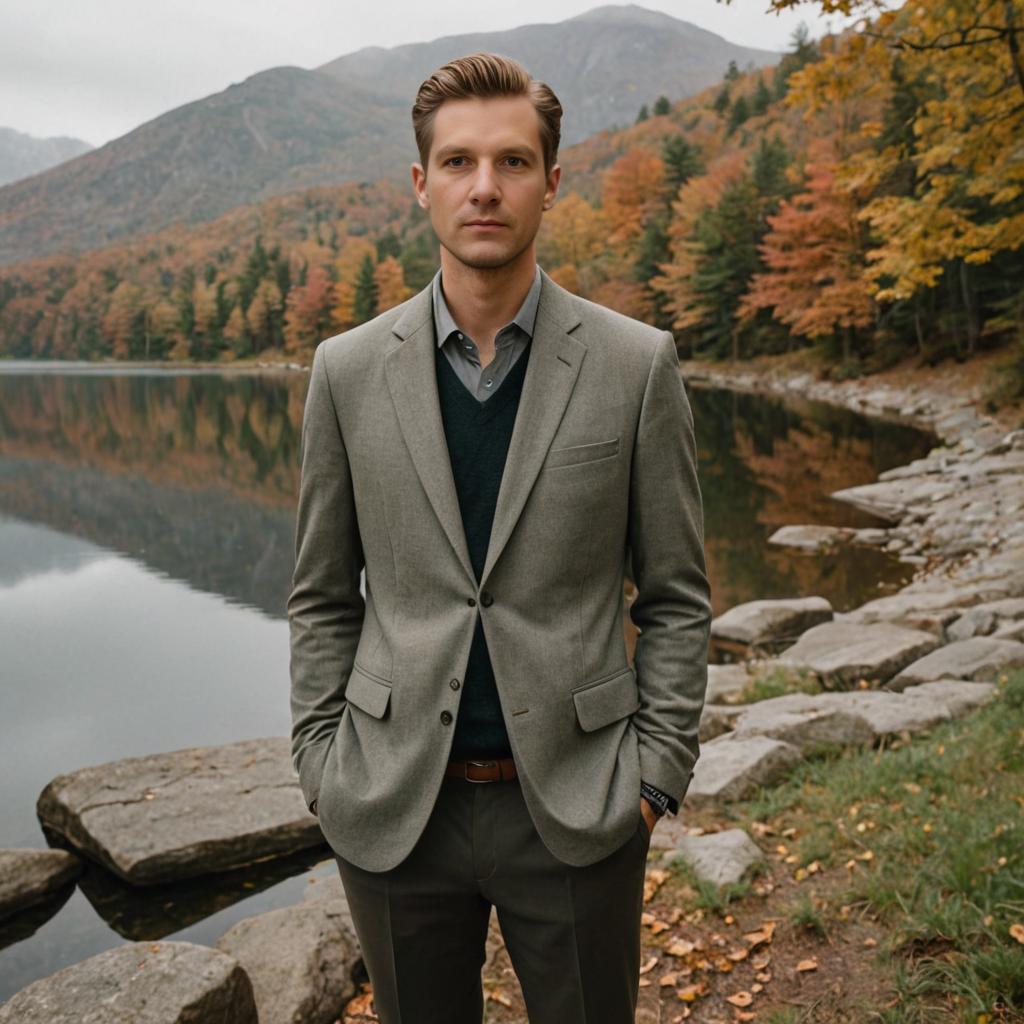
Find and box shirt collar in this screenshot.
[432,263,542,348]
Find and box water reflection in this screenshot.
[0,366,934,1000]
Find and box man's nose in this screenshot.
[468,162,501,204]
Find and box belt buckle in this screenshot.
[466,759,497,783]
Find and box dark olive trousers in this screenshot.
[333,773,652,1024]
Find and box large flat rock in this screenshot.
[0,849,81,921]
[36,737,324,885]
[711,596,833,648]
[842,589,977,633]
[0,940,257,1024]
[660,828,766,887]
[215,901,359,1024]
[776,620,939,686]
[767,525,852,551]
[685,735,802,805]
[729,698,875,752]
[723,680,995,742]
[890,638,1024,689]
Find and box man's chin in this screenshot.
[443,241,529,272]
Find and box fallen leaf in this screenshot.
[796,958,818,972]
[1010,923,1024,944]
[666,939,696,957]
[726,990,753,1007]
[676,981,708,1002]
[639,955,659,975]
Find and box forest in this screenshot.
[0,0,1021,395]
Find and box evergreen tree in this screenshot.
[636,104,650,123]
[752,76,773,116]
[727,94,750,134]
[353,253,379,325]
[714,84,731,115]
[662,136,704,195]
[725,59,740,82]
[653,95,671,116]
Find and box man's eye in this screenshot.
[447,157,465,167]
[506,157,523,167]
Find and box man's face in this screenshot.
[411,94,560,271]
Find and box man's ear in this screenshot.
[411,162,429,211]
[542,163,561,210]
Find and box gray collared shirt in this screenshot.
[432,264,542,402]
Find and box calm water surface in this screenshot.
[0,363,934,999]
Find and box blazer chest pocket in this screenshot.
[345,663,393,719]
[571,665,640,732]
[544,437,620,470]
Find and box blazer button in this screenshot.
[466,597,476,607]
[449,678,460,690]
[480,591,494,607]
[440,710,453,725]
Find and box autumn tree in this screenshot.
[739,145,875,360]
[284,264,334,353]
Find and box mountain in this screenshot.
[318,4,779,146]
[0,127,93,186]
[0,4,779,266]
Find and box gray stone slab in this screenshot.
[0,940,257,1024]
[730,698,875,752]
[685,735,802,804]
[767,525,852,551]
[36,737,323,885]
[660,828,766,887]
[711,596,833,647]
[890,637,1024,689]
[216,901,359,1024]
[776,620,939,686]
[0,848,81,921]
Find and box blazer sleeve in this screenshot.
[627,330,712,810]
[288,341,366,814]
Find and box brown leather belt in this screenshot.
[445,756,519,783]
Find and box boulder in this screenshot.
[0,940,256,1024]
[685,735,802,805]
[729,698,875,753]
[776,621,939,686]
[767,525,852,551]
[843,589,974,632]
[831,477,954,522]
[215,901,360,1024]
[36,737,323,885]
[890,637,1024,689]
[0,848,81,921]
[711,596,833,650]
[660,829,766,887]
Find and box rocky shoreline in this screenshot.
[3,361,1023,1021]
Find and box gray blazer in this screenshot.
[288,268,711,872]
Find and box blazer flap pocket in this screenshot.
[345,664,392,719]
[545,437,620,469]
[571,666,640,732]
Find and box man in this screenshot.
[288,52,711,1024]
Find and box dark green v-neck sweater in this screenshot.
[435,337,532,759]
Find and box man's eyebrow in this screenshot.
[433,143,538,160]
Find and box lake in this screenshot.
[0,362,934,999]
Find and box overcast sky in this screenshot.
[1,0,850,148]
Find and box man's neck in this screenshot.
[439,248,537,353]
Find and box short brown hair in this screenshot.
[412,52,562,175]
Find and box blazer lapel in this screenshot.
[385,283,476,583]
[480,270,585,588]
[384,269,586,589]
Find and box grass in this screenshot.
[725,664,823,705]
[730,668,1024,1021]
